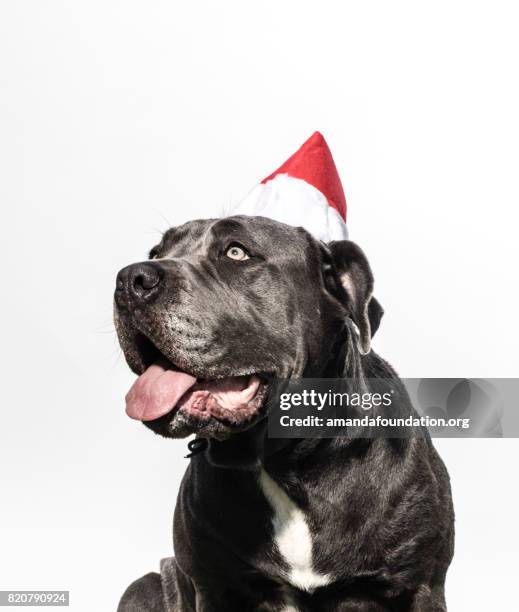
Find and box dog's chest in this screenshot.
[258,469,332,593]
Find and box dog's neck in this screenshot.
[203,346,403,470]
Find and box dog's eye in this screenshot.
[225,244,250,261]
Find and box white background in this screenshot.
[1,1,518,610]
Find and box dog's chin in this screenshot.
[142,394,268,440]
[120,330,271,440]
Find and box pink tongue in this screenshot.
[125,363,197,421]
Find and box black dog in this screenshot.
[115,216,454,611]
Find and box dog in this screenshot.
[114,215,454,611]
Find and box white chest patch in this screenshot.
[259,469,332,592]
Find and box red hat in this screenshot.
[229,132,348,241]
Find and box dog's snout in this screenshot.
[115,263,164,306]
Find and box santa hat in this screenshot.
[227,131,348,242]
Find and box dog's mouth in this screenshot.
[124,332,268,431]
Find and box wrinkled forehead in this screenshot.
[154,215,313,259]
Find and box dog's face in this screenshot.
[114,216,382,439]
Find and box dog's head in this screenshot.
[114,216,382,440]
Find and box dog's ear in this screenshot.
[326,240,383,354]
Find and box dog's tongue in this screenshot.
[125,363,197,421]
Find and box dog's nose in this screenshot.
[115,263,164,306]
